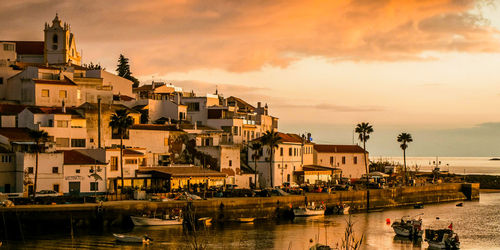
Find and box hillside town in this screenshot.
[0,15,369,198]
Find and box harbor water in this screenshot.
[4,192,500,249]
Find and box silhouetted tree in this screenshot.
[116,54,140,88]
[397,132,413,185]
[28,130,49,198]
[260,130,281,187]
[355,122,373,184]
[109,109,134,192]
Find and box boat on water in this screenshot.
[113,233,153,244]
[425,228,460,249]
[391,215,423,238]
[293,202,326,217]
[198,217,212,225]
[414,203,424,209]
[131,215,183,226]
[236,217,255,223]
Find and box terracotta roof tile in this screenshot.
[313,144,367,153]
[130,124,182,131]
[63,150,106,165]
[34,76,76,86]
[0,128,34,142]
[0,104,27,115]
[14,41,44,55]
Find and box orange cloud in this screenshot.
[0,0,498,74]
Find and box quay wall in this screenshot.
[0,183,478,235]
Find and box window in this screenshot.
[342,156,346,164]
[186,102,200,111]
[71,139,86,148]
[55,138,69,147]
[330,156,334,165]
[53,34,58,44]
[57,120,69,128]
[75,169,80,174]
[280,147,283,156]
[59,90,67,98]
[294,148,297,156]
[3,44,14,51]
[164,138,169,146]
[110,156,118,171]
[125,159,138,164]
[27,167,34,174]
[289,148,292,156]
[0,77,3,84]
[233,126,238,135]
[229,160,232,167]
[1,155,12,163]
[41,89,50,97]
[354,156,358,164]
[53,184,60,192]
[52,167,59,173]
[90,182,98,191]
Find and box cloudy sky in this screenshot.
[1,0,500,156]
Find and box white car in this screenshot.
[36,190,61,197]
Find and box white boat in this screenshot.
[425,228,460,249]
[236,217,255,223]
[341,205,350,215]
[131,216,183,226]
[113,233,153,244]
[293,202,325,217]
[391,215,423,238]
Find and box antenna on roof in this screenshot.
[215,85,218,95]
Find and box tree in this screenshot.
[397,132,413,185]
[260,130,281,188]
[116,54,140,88]
[355,122,374,184]
[250,142,262,189]
[28,130,49,198]
[109,109,134,192]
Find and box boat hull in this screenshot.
[293,208,325,217]
[131,216,183,226]
[237,218,255,223]
[113,233,144,243]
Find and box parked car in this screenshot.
[257,188,289,197]
[282,182,300,188]
[36,190,61,197]
[224,188,255,197]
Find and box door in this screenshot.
[4,184,10,193]
[69,182,81,196]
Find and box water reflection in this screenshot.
[5,193,500,249]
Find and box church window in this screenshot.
[53,34,58,44]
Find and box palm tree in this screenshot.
[28,129,49,198]
[250,142,262,189]
[397,132,413,185]
[260,130,281,188]
[109,109,134,192]
[355,122,374,184]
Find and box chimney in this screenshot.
[257,102,261,108]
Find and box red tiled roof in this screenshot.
[0,128,34,142]
[14,41,44,55]
[130,124,182,131]
[34,76,76,86]
[252,132,303,144]
[138,167,227,178]
[0,104,27,115]
[313,144,367,154]
[113,95,135,101]
[123,149,144,156]
[63,150,106,165]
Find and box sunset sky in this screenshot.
[1,0,500,156]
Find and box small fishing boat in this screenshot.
[236,217,255,223]
[113,233,153,244]
[456,203,463,207]
[414,203,424,209]
[391,215,423,238]
[293,202,326,217]
[198,217,212,225]
[425,227,460,249]
[131,215,183,226]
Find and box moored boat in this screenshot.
[391,215,423,238]
[131,215,183,226]
[425,227,460,249]
[237,217,255,223]
[293,202,326,217]
[113,233,153,244]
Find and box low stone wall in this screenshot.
[0,183,478,236]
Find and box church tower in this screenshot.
[44,14,81,65]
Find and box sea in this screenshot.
[370,156,500,175]
[4,157,500,249]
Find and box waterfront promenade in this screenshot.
[0,183,478,236]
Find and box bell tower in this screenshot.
[44,14,81,65]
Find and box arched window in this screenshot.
[52,34,58,44]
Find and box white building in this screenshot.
[62,150,107,196]
[313,144,368,179]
